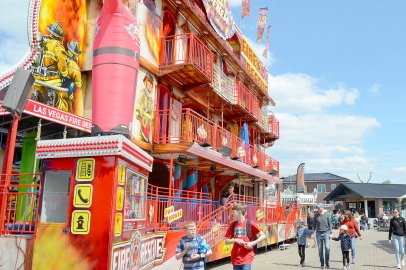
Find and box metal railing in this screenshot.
[153,108,279,173]
[235,80,260,120]
[0,173,42,236]
[146,183,213,232]
[212,65,236,104]
[160,33,214,81]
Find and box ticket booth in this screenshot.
[32,135,153,269]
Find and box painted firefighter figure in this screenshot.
[31,21,80,113]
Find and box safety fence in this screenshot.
[0,173,42,236]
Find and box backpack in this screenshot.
[232,219,258,253]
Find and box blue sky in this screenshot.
[228,0,406,183]
[1,0,406,183]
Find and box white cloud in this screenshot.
[0,0,29,73]
[228,0,242,7]
[369,83,381,95]
[269,73,359,114]
[267,73,380,182]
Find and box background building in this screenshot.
[281,173,353,205]
[324,183,406,218]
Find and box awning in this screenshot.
[186,143,279,183]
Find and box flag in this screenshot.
[263,25,271,58]
[256,7,268,41]
[296,163,305,193]
[242,0,250,18]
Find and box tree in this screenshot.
[382,180,391,184]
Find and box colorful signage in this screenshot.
[202,0,235,40]
[114,213,123,237]
[23,100,92,132]
[116,187,124,211]
[118,165,126,185]
[76,158,95,181]
[111,232,166,270]
[71,210,91,235]
[240,38,268,90]
[167,209,183,224]
[73,184,93,208]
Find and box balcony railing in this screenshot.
[235,80,260,120]
[154,108,279,173]
[258,113,280,139]
[212,65,236,104]
[160,33,214,81]
[269,115,280,139]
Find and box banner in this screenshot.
[256,7,268,42]
[263,25,271,58]
[242,0,250,18]
[296,163,305,193]
[202,0,235,40]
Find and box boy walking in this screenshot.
[225,203,266,270]
[297,218,313,267]
[176,221,212,270]
[332,225,352,270]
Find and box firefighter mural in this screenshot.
[30,0,87,116]
[132,68,157,143]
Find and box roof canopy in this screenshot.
[324,183,406,201]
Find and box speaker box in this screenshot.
[2,68,35,116]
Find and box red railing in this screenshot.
[146,183,213,232]
[160,33,214,81]
[269,114,280,139]
[154,108,279,173]
[0,173,41,236]
[235,80,260,120]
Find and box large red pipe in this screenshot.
[92,0,140,137]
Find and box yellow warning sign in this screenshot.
[118,164,126,185]
[114,213,122,236]
[116,187,124,210]
[73,184,93,208]
[71,210,91,235]
[76,158,95,181]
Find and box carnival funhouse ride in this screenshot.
[0,0,301,269]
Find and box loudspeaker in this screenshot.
[219,145,232,157]
[2,68,35,116]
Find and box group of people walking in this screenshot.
[297,204,362,270]
[174,202,406,270]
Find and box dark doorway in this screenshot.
[149,161,169,188]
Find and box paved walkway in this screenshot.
[207,229,398,270]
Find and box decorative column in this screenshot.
[173,164,183,197]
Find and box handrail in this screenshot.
[153,108,279,173]
[235,80,260,120]
[160,33,214,80]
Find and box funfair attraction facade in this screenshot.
[0,0,301,269]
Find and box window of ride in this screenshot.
[40,170,71,223]
[331,184,336,191]
[317,184,326,193]
[124,169,147,226]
